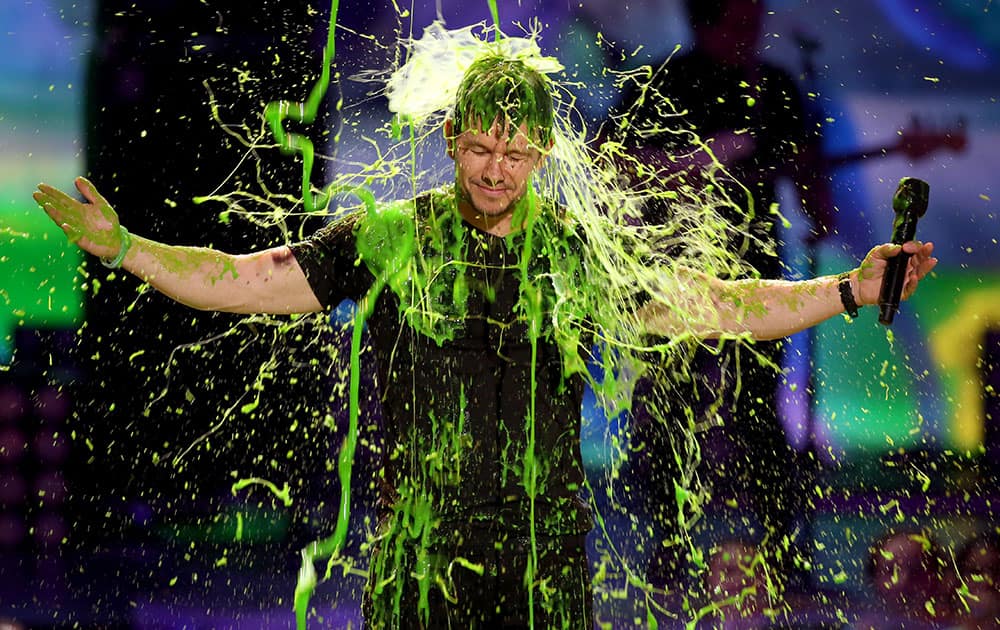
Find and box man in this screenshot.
[34,53,934,628]
[610,0,836,596]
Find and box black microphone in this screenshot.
[878,177,930,325]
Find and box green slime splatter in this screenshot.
[263,0,341,214]
[190,7,785,628]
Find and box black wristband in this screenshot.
[838,272,860,318]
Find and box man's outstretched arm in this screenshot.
[641,241,937,340]
[33,177,322,315]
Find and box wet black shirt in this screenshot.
[290,191,592,538]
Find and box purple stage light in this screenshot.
[0,428,26,463]
[34,471,67,505]
[34,386,70,423]
[0,473,26,505]
[0,386,26,424]
[33,429,68,464]
[0,514,26,547]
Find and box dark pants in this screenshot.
[363,531,593,629]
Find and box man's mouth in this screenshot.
[475,182,509,195]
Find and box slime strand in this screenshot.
[263,0,341,214]
[292,185,411,629]
[230,477,293,507]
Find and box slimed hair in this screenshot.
[452,54,554,146]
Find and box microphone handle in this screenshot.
[877,251,912,325]
[877,212,919,326]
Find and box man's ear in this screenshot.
[444,119,455,159]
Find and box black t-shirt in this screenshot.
[290,189,593,539]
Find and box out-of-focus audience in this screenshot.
[674,530,999,628]
[851,529,1000,629]
[700,539,771,628]
[868,530,956,625]
[956,533,1000,629]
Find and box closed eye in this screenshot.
[459,144,490,155]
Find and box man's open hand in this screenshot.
[33,177,122,259]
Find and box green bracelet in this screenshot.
[101,226,132,269]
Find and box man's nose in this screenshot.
[482,153,505,183]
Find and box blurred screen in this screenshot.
[0,2,91,362]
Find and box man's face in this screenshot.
[448,118,547,220]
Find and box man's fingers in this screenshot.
[872,243,903,261]
[37,182,72,200]
[33,189,62,208]
[900,252,938,300]
[916,256,938,280]
[75,176,118,224]
[35,197,64,221]
[36,184,80,213]
[901,240,933,256]
[35,197,82,244]
[906,242,937,276]
[32,190,49,208]
[877,240,932,258]
[76,177,110,208]
[35,192,77,221]
[36,182,59,196]
[62,224,83,244]
[34,192,91,242]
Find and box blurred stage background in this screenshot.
[1,0,998,627]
